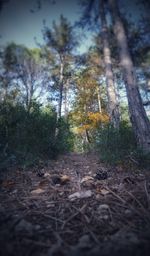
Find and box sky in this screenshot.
[0,0,146,52]
[0,0,93,52]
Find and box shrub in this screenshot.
[0,102,55,168]
[54,117,74,155]
[95,121,137,164]
[0,101,75,169]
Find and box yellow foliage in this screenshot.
[76,124,91,134]
[71,111,109,135]
[87,112,109,127]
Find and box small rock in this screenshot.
[44,172,51,178]
[97,204,110,220]
[98,204,109,211]
[59,192,64,196]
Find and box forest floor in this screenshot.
[0,152,150,256]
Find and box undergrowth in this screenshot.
[0,102,74,169]
[94,121,150,167]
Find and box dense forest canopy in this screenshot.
[0,0,150,166]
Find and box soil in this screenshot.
[0,152,150,256]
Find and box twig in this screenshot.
[126,191,150,222]
[104,187,126,204]
[61,204,87,230]
[87,229,100,245]
[144,181,150,209]
[104,187,150,223]
[128,155,139,165]
[40,213,64,223]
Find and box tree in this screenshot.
[43,15,77,119]
[99,0,120,128]
[0,43,48,111]
[0,43,19,103]
[79,0,120,128]
[16,47,49,112]
[71,68,109,145]
[108,0,150,152]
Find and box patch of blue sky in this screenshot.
[0,0,94,53]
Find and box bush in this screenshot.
[0,102,73,168]
[54,117,74,155]
[0,102,53,166]
[95,121,137,164]
[131,149,150,169]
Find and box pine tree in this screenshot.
[108,0,150,152]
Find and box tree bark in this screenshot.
[97,85,102,113]
[99,0,120,128]
[108,0,150,152]
[58,58,64,119]
[64,79,69,118]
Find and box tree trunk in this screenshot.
[64,79,69,118]
[58,60,64,119]
[99,0,120,128]
[97,85,102,113]
[85,129,91,143]
[108,0,150,152]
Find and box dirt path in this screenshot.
[0,153,150,256]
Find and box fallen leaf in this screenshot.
[60,175,70,184]
[2,180,15,188]
[99,188,110,195]
[31,188,45,195]
[98,204,109,211]
[68,190,92,201]
[81,176,94,184]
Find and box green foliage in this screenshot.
[95,122,137,164]
[0,102,73,169]
[131,149,150,169]
[44,15,77,55]
[54,118,74,155]
[72,134,84,153]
